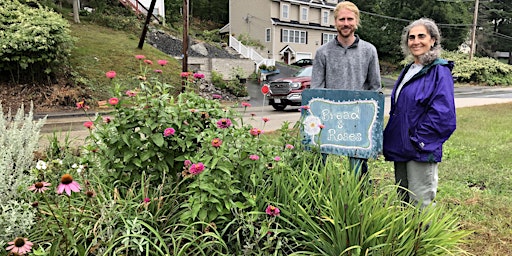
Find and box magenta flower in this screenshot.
[241,102,251,107]
[274,156,281,161]
[108,97,119,105]
[265,205,280,216]
[184,160,192,167]
[319,124,325,129]
[211,138,222,147]
[57,174,81,196]
[300,105,310,110]
[262,117,270,123]
[193,73,205,79]
[144,59,153,65]
[249,154,259,161]
[180,72,190,78]
[157,59,168,66]
[216,118,232,129]
[285,144,294,149]
[154,69,163,73]
[6,237,33,255]
[83,121,93,129]
[105,70,116,79]
[212,94,222,99]
[250,128,262,136]
[76,101,86,109]
[28,181,51,193]
[189,162,205,175]
[126,90,137,97]
[135,55,145,60]
[163,127,176,137]
[143,197,151,203]
[103,116,112,123]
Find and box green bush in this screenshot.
[0,0,74,83]
[211,70,227,89]
[442,52,512,86]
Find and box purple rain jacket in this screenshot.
[383,58,456,163]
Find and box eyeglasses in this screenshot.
[408,34,428,40]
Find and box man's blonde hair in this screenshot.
[334,1,360,28]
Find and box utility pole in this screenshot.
[469,0,479,60]
[138,0,157,49]
[182,0,189,93]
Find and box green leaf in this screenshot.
[151,133,164,147]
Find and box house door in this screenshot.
[283,52,290,64]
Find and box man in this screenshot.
[310,1,381,175]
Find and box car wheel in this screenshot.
[271,103,287,111]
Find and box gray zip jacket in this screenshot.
[311,35,381,91]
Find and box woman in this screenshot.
[383,18,456,209]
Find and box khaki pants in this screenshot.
[394,161,438,209]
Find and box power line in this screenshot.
[359,10,473,27]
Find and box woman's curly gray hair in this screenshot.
[401,18,442,65]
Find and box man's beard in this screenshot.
[337,26,354,38]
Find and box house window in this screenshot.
[301,7,308,22]
[265,28,271,42]
[282,29,308,44]
[281,4,289,20]
[322,33,336,44]
[322,10,329,25]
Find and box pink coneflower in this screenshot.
[57,174,81,196]
[103,116,112,123]
[28,181,51,193]
[184,160,192,167]
[193,73,205,79]
[241,102,251,108]
[249,154,259,161]
[216,118,232,129]
[154,69,163,73]
[108,97,119,105]
[144,59,153,65]
[180,72,190,78]
[212,94,222,99]
[157,59,168,66]
[285,144,294,149]
[105,70,116,79]
[250,128,262,136]
[211,138,222,147]
[125,90,137,97]
[265,205,280,216]
[83,121,93,129]
[189,162,205,175]
[262,117,270,123]
[163,127,176,137]
[6,237,33,255]
[135,55,145,60]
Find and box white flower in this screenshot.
[77,165,84,174]
[303,115,322,136]
[36,160,47,170]
[72,163,78,169]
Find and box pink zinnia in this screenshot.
[108,97,119,105]
[76,101,85,109]
[125,90,137,97]
[180,72,190,78]
[28,181,51,193]
[265,205,280,216]
[83,121,93,129]
[144,59,153,65]
[154,69,163,73]
[163,127,176,137]
[135,55,145,60]
[212,94,222,99]
[157,59,168,66]
[103,116,112,123]
[105,70,116,79]
[285,144,294,149]
[241,102,251,107]
[216,118,232,129]
[189,162,205,175]
[57,174,81,196]
[274,156,281,161]
[250,128,262,136]
[211,138,222,147]
[193,73,205,79]
[6,237,33,255]
[184,160,192,167]
[300,105,310,110]
[262,117,270,123]
[143,197,151,204]
[249,154,259,161]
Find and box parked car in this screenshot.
[290,58,313,67]
[263,65,312,111]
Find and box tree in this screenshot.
[476,0,512,57]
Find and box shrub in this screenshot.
[0,0,74,83]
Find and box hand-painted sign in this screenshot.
[301,89,385,159]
